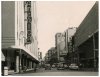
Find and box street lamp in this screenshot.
[19,31,24,73]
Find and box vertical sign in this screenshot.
[24,1,32,44]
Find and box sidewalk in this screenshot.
[8,68,98,76]
[79,68,98,72]
[8,68,35,75]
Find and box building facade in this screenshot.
[74,2,98,68]
[55,33,66,62]
[55,28,77,64]
[44,47,57,65]
[64,27,77,53]
[2,1,39,74]
[64,27,77,64]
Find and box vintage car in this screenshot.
[45,64,51,70]
[52,64,55,68]
[69,63,79,70]
[57,63,64,70]
[63,64,68,69]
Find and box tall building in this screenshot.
[55,28,77,63]
[1,1,39,74]
[64,27,77,64]
[65,27,77,53]
[55,33,65,62]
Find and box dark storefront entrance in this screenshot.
[78,32,98,69]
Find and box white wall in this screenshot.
[15,1,38,59]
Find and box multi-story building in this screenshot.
[55,33,66,62]
[65,27,77,53]
[64,27,77,64]
[47,48,53,63]
[49,47,57,64]
[44,47,57,65]
[74,2,98,68]
[1,1,39,74]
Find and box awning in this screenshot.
[11,45,39,62]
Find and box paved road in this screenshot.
[10,68,98,76]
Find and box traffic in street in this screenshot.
[1,1,99,76]
[11,67,98,76]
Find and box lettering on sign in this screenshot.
[24,1,32,44]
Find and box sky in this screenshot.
[36,1,96,58]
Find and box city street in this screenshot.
[11,68,98,76]
[1,1,99,76]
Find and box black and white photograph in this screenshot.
[1,0,99,76]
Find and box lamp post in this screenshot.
[19,31,24,73]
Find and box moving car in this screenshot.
[69,63,79,70]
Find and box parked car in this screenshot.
[52,64,55,68]
[69,63,79,70]
[45,64,51,70]
[63,64,68,69]
[57,63,64,70]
